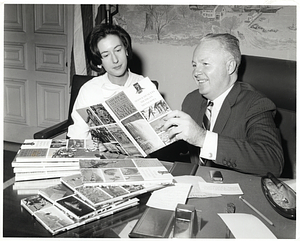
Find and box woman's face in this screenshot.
[97,34,128,84]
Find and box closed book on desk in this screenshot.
[21,194,139,235]
[15,139,101,162]
[169,162,198,176]
[129,207,174,238]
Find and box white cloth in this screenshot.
[67,71,144,139]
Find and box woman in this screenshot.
[67,24,145,139]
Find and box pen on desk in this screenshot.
[239,196,274,226]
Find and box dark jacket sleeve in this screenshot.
[215,95,284,177]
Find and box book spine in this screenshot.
[15,170,80,181]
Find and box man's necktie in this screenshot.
[200,101,213,166]
[202,101,213,131]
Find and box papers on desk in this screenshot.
[198,182,243,195]
[146,183,192,211]
[146,176,244,211]
[218,213,277,239]
[174,176,243,198]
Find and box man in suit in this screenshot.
[163,33,284,177]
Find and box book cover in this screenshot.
[21,195,139,235]
[37,181,141,220]
[129,207,174,238]
[13,178,61,190]
[13,166,80,173]
[78,158,173,185]
[169,162,199,176]
[13,139,103,181]
[15,139,103,162]
[14,170,81,181]
[76,77,175,157]
[57,158,173,207]
[61,173,164,208]
[12,159,79,167]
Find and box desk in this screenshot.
[191,166,296,238]
[3,164,296,238]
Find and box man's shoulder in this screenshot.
[182,89,204,111]
[235,81,266,99]
[234,81,276,108]
[185,89,203,100]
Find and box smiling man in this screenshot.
[163,33,284,177]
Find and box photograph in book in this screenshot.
[75,182,162,207]
[14,170,80,181]
[61,172,166,207]
[16,139,102,162]
[75,185,113,206]
[91,103,115,124]
[56,195,95,221]
[87,118,141,156]
[21,194,139,235]
[121,112,165,154]
[37,182,131,223]
[21,195,53,214]
[78,158,173,185]
[76,77,176,157]
[39,183,74,202]
[34,205,76,234]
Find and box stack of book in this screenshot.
[16,76,178,232]
[13,77,175,193]
[21,158,174,235]
[12,139,104,194]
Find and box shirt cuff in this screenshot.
[200,131,218,160]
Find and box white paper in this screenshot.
[146,183,192,211]
[174,175,221,198]
[218,213,277,239]
[198,182,243,195]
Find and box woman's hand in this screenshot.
[163,110,207,147]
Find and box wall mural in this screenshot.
[114,5,296,60]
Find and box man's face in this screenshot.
[192,39,233,100]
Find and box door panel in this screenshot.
[36,82,67,127]
[4,4,72,143]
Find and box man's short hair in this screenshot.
[201,33,241,67]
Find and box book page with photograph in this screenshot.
[21,194,139,235]
[78,158,173,185]
[76,77,175,157]
[15,139,102,162]
[60,158,173,208]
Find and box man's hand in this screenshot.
[163,110,207,147]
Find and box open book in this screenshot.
[77,77,175,157]
[61,158,174,207]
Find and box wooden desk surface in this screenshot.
[3,163,296,238]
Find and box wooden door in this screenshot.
[4,4,73,143]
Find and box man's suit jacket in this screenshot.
[182,81,284,177]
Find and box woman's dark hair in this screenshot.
[87,24,133,73]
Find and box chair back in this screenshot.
[67,75,94,126]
